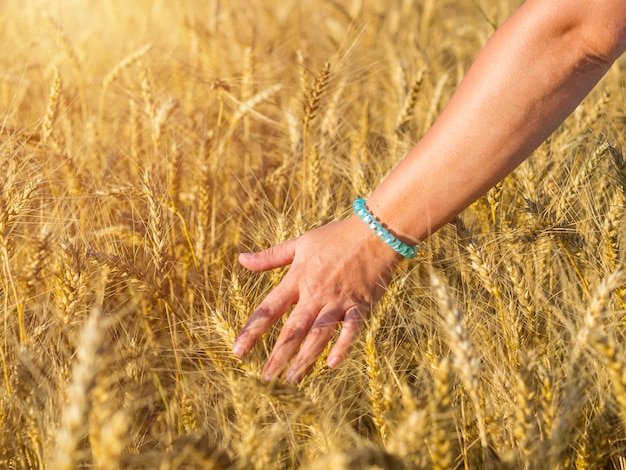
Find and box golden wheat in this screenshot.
[2,0,626,468]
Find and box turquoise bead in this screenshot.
[352,198,418,259]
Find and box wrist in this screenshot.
[352,198,418,259]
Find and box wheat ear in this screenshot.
[54,307,107,470]
[41,67,61,146]
[430,271,488,451]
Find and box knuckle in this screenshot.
[253,303,274,322]
[308,323,335,339]
[280,325,303,343]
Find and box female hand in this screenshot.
[232,215,400,383]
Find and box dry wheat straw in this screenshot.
[217,83,283,155]
[98,44,151,132]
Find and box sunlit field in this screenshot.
[2,0,626,468]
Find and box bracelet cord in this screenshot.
[352,198,417,259]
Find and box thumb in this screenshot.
[238,238,297,272]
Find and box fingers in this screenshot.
[327,306,365,368]
[284,307,345,383]
[239,238,297,272]
[261,303,320,381]
[232,281,296,358]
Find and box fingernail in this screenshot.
[262,372,273,382]
[239,252,254,259]
[328,356,340,368]
[285,371,296,383]
[232,343,246,357]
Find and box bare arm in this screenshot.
[368,0,626,244]
[234,0,626,383]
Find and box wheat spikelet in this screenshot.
[387,407,428,467]
[364,309,388,441]
[302,61,330,130]
[575,268,624,360]
[89,381,128,470]
[22,229,52,295]
[350,158,370,199]
[558,142,606,220]
[588,330,626,425]
[296,49,309,100]
[512,355,538,458]
[430,271,488,451]
[139,62,155,124]
[504,258,536,340]
[194,140,212,262]
[56,240,87,323]
[152,98,179,155]
[284,107,301,154]
[395,70,424,134]
[453,217,516,360]
[46,14,86,119]
[487,180,503,227]
[41,67,61,146]
[574,405,613,470]
[0,177,41,247]
[535,359,556,441]
[320,78,345,141]
[141,171,171,288]
[24,404,44,468]
[602,186,625,269]
[430,357,454,470]
[228,374,262,465]
[229,270,250,320]
[423,71,449,132]
[0,176,41,344]
[167,142,183,205]
[54,307,107,470]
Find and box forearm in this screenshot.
[367,0,626,244]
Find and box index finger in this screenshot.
[232,279,296,358]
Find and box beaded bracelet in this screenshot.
[352,198,417,259]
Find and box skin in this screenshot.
[233,0,626,384]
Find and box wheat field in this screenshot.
[1,0,626,468]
